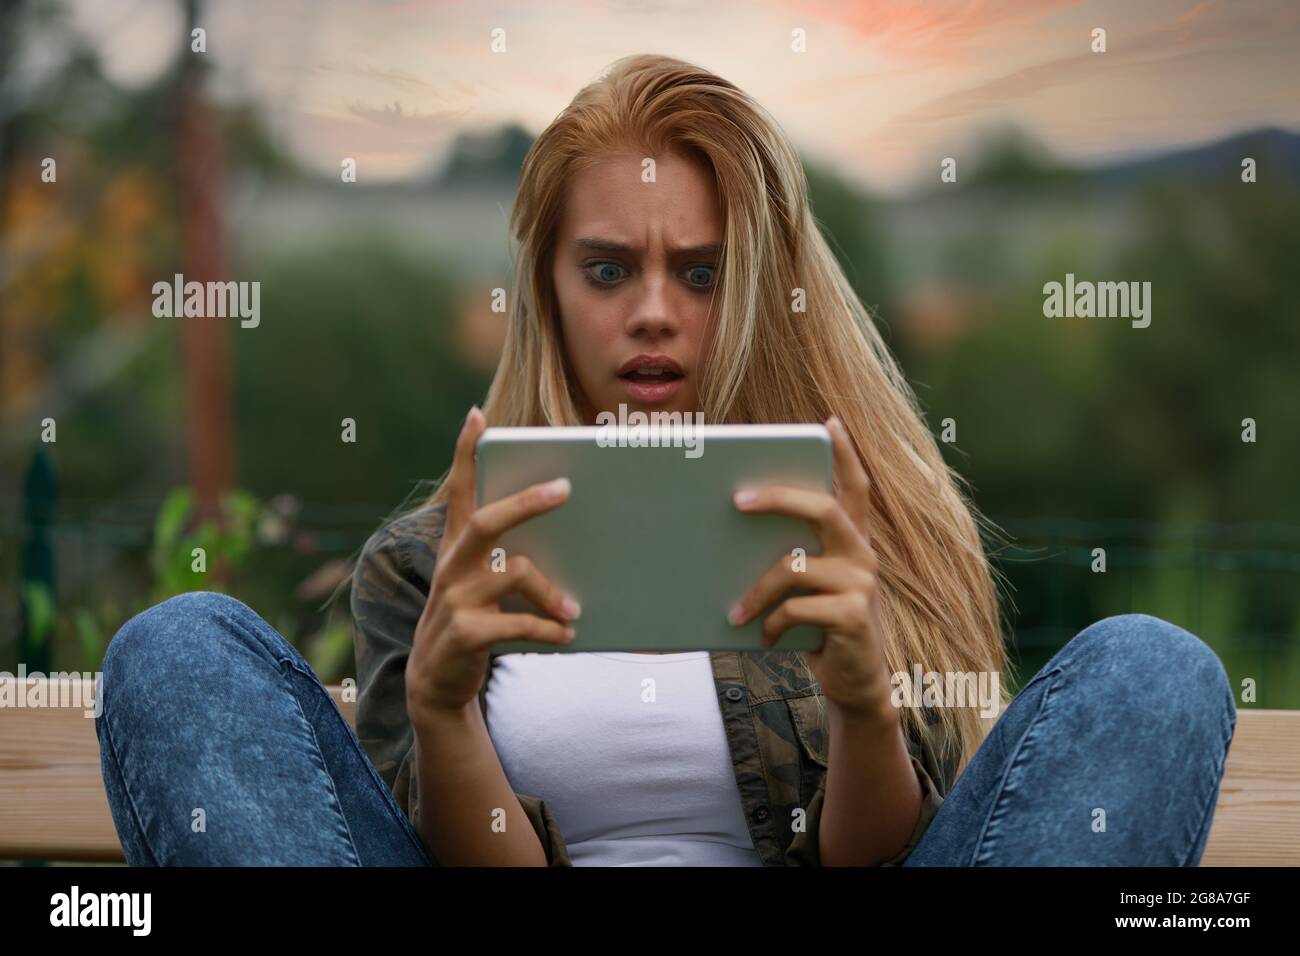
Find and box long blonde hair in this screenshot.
[419,53,1013,785]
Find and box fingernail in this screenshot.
[563,626,577,642]
[734,489,755,508]
[546,477,571,502]
[465,404,481,427]
[728,601,745,625]
[561,596,581,619]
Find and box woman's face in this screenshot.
[551,149,722,423]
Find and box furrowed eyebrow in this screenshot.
[573,237,721,257]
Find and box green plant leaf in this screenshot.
[73,608,104,671]
[22,581,56,648]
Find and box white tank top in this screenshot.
[484,651,763,866]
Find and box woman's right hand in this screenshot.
[406,405,580,720]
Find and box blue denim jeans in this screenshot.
[903,611,1236,866]
[96,591,1235,866]
[97,590,431,866]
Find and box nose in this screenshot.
[623,274,681,340]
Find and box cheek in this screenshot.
[554,275,617,377]
[686,301,717,359]
[558,290,602,349]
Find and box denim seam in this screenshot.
[283,656,431,864]
[98,710,161,866]
[281,659,363,866]
[222,595,360,862]
[219,597,302,671]
[969,666,1062,866]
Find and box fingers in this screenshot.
[826,416,872,539]
[759,592,874,649]
[444,405,486,545]
[441,475,572,579]
[448,554,580,623]
[444,609,577,650]
[733,482,860,555]
[728,554,868,627]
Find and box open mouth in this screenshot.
[616,354,685,404]
[619,368,684,384]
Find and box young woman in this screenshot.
[97,54,1236,866]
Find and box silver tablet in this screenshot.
[475,423,832,652]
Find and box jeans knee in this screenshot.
[101,590,258,692]
[1080,613,1226,678]
[1069,613,1235,730]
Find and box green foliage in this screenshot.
[149,487,260,602]
[230,235,490,509]
[22,581,56,648]
[25,486,362,680]
[72,608,105,675]
[894,148,1300,704]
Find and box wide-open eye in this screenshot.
[583,261,627,286]
[683,264,717,289]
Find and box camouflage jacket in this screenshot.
[350,499,952,866]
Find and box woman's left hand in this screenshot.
[728,416,894,721]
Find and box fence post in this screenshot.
[19,445,57,674]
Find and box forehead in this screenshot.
[555,149,722,243]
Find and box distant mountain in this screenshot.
[412,120,1300,198]
[1087,127,1300,190]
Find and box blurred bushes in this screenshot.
[231,234,490,510]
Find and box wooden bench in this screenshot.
[1,678,1296,864]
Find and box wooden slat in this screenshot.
[1201,707,1300,866]
[0,679,1295,864]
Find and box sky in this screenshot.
[52,0,1300,195]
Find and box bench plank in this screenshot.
[0,679,1294,864]
[1201,704,1300,866]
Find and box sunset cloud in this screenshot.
[67,0,1300,192]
